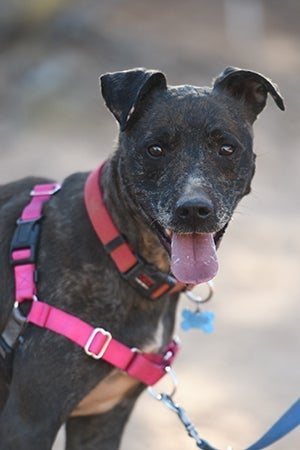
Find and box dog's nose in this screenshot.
[175,196,213,222]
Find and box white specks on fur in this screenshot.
[183,174,208,196]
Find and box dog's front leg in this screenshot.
[0,386,60,450]
[65,386,143,450]
[0,330,117,450]
[0,381,79,450]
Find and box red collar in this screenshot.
[84,163,186,300]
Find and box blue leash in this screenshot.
[244,397,300,450]
[179,288,300,448]
[158,394,300,449]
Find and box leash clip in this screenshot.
[152,392,220,450]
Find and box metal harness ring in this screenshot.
[147,366,178,400]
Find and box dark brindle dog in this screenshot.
[0,67,284,449]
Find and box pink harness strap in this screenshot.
[11,184,60,302]
[27,301,178,385]
[11,178,179,386]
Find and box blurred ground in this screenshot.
[0,1,299,449]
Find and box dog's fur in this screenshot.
[0,67,284,449]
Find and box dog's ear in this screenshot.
[100,68,167,131]
[213,67,285,123]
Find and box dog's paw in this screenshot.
[180,309,215,333]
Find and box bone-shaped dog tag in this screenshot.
[180,308,215,333]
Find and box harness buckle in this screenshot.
[123,256,177,300]
[84,328,112,360]
[10,218,41,265]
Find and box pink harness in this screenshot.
[7,169,300,450]
[9,166,180,386]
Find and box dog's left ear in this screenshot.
[100,68,167,131]
[213,67,285,123]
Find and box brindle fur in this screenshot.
[0,67,284,449]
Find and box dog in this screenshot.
[0,67,284,449]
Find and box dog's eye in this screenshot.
[219,145,235,156]
[147,145,164,158]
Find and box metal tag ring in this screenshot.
[185,280,214,305]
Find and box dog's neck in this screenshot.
[100,158,170,273]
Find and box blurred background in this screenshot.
[1,0,299,448]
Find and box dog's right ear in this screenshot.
[100,68,167,131]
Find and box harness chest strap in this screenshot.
[27,301,178,385]
[8,181,179,386]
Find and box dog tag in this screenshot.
[181,282,215,333]
[180,308,215,333]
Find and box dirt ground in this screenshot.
[1,1,299,449]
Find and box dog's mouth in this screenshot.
[153,223,228,285]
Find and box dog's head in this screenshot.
[100,67,284,284]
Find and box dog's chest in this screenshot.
[71,370,139,416]
[71,319,165,416]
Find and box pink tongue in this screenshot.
[171,233,218,284]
